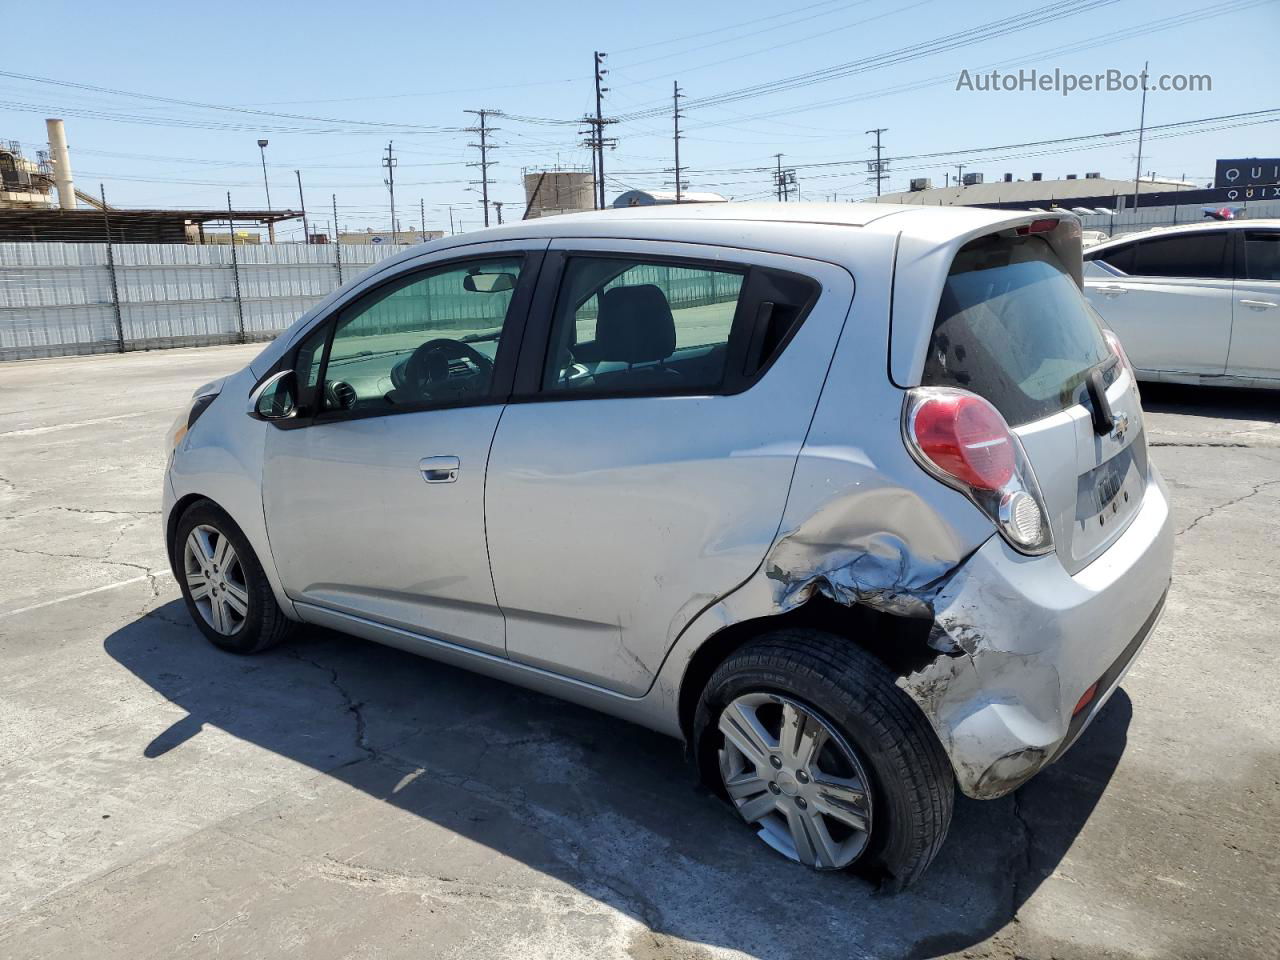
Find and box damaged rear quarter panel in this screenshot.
[715,220,1069,799]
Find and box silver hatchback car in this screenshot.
[164,203,1173,888]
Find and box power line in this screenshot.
[614,0,1123,120]
[611,0,847,56]
[678,0,1268,131]
[607,108,1280,180]
[0,69,465,133]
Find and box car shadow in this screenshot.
[107,605,1132,959]
[1139,382,1280,425]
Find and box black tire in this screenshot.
[173,499,294,655]
[692,627,954,890]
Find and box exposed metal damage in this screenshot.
[763,511,1068,800]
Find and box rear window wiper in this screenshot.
[1084,360,1117,435]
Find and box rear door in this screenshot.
[484,239,854,696]
[1228,228,1280,382]
[925,232,1146,574]
[1084,230,1234,378]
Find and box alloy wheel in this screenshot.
[718,692,874,869]
[182,524,249,636]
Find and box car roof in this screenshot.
[372,201,1063,271]
[1088,217,1280,252]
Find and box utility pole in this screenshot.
[332,194,343,283]
[588,51,613,209]
[772,155,795,201]
[294,169,309,243]
[672,81,684,202]
[448,204,455,235]
[420,198,427,242]
[866,128,888,196]
[955,162,966,187]
[465,108,500,227]
[1132,60,1150,214]
[382,141,397,242]
[493,200,504,225]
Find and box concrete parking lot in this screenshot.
[1,344,1277,960]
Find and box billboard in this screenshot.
[1214,158,1280,189]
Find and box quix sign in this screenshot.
[1214,158,1280,198]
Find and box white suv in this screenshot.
[165,203,1173,887]
[1084,220,1280,388]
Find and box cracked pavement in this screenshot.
[1,345,1278,959]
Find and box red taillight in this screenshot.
[1103,328,1133,376]
[1016,218,1059,235]
[911,393,1015,491]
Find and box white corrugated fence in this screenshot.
[0,242,402,361]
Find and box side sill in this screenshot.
[293,601,683,739]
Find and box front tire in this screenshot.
[174,499,294,655]
[693,628,954,889]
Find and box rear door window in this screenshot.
[540,256,817,397]
[923,234,1110,426]
[1242,230,1280,280]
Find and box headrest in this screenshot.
[595,284,677,364]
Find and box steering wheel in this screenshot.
[397,338,494,398]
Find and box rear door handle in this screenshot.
[419,456,460,483]
[1239,298,1278,310]
[1095,284,1128,295]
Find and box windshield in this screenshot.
[922,234,1110,426]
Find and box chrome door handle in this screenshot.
[1239,299,1278,310]
[1095,284,1128,295]
[419,456,460,483]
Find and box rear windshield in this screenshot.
[922,234,1110,426]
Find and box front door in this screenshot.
[262,245,542,654]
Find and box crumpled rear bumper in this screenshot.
[900,467,1174,799]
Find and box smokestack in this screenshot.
[45,118,76,210]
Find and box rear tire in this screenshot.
[693,627,954,889]
[173,499,294,655]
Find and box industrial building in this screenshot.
[874,164,1280,237]
[337,228,444,246]
[0,118,301,243]
[522,168,596,218]
[876,171,1199,208]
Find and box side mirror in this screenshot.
[248,370,299,421]
[463,271,516,293]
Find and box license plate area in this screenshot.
[1072,430,1148,561]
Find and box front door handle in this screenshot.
[1239,298,1278,310]
[1095,284,1128,296]
[419,456,460,483]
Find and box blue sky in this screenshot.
[3,0,1276,239]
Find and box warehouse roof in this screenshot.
[0,207,302,243]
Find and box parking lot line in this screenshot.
[0,568,172,619]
